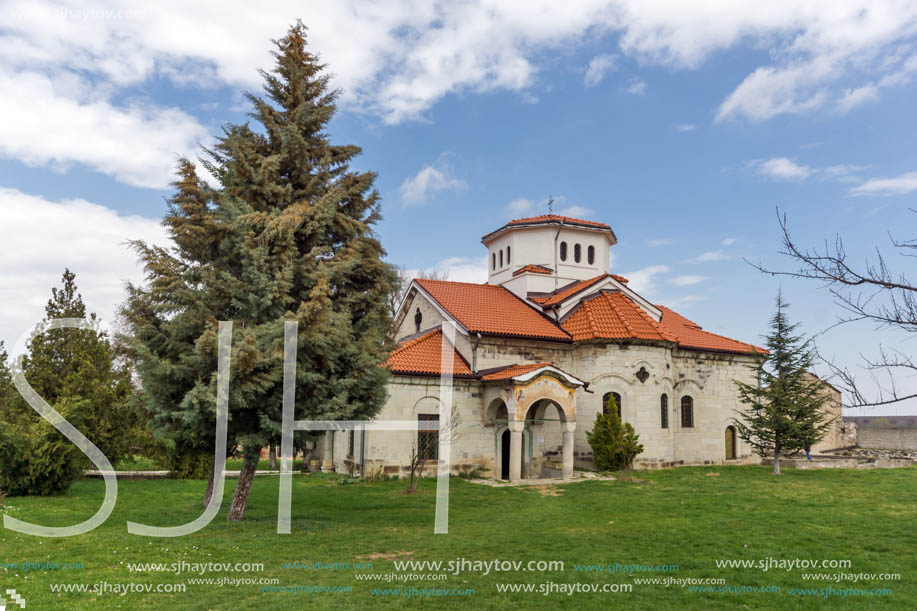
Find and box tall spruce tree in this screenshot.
[123,22,397,521]
[734,293,831,474]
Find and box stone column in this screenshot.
[508,420,524,482]
[562,422,577,479]
[321,431,334,473]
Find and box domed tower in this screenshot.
[480,214,617,298]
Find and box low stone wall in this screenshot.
[857,427,917,451]
[761,457,915,470]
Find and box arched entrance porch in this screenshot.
[483,364,584,481]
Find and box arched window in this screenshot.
[602,392,622,419]
[492,252,496,270]
[417,414,439,460]
[499,249,503,268]
[560,241,568,261]
[681,396,694,428]
[587,245,595,265]
[660,394,668,429]
[506,246,511,265]
[414,307,423,333]
[574,243,582,263]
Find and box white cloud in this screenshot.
[399,157,466,206]
[3,0,917,186]
[0,187,168,350]
[717,61,831,122]
[750,157,813,180]
[407,256,488,284]
[688,251,731,264]
[506,197,536,216]
[749,157,871,183]
[622,264,668,294]
[671,275,707,286]
[837,84,880,112]
[0,70,210,189]
[584,53,618,87]
[851,171,917,196]
[556,205,594,218]
[721,237,736,247]
[503,195,591,219]
[624,78,647,95]
[674,123,696,132]
[822,164,870,181]
[664,294,709,309]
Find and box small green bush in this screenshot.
[0,397,88,496]
[586,395,644,472]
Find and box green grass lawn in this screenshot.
[1,466,914,609]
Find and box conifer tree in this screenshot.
[586,394,643,473]
[123,22,397,521]
[0,270,132,494]
[734,293,832,474]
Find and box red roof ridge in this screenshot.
[507,214,611,229]
[386,328,473,376]
[539,274,610,307]
[415,277,571,341]
[481,362,554,381]
[513,264,553,276]
[416,278,487,289]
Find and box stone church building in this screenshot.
[324,214,771,480]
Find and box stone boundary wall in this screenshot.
[857,427,917,451]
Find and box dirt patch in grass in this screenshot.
[355,550,415,561]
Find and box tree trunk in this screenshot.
[227,451,258,522]
[773,445,781,475]
[268,445,277,470]
[202,460,217,509]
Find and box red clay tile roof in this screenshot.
[562,292,678,343]
[403,278,762,355]
[385,329,473,376]
[482,215,614,242]
[507,215,611,230]
[611,274,629,284]
[656,306,766,355]
[512,264,553,276]
[416,278,571,341]
[532,274,610,306]
[480,362,553,381]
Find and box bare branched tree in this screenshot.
[389,267,450,319]
[406,405,462,494]
[750,208,917,408]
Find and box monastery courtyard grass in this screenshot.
[1,466,914,609]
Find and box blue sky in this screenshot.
[2,1,917,414]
